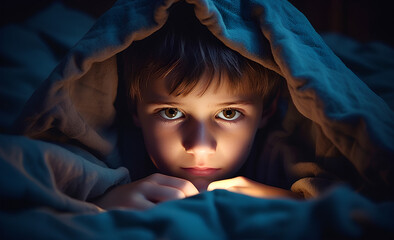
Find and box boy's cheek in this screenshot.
[145,133,182,166]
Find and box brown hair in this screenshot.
[123,2,281,108]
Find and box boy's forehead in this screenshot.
[142,75,262,104]
[142,73,262,101]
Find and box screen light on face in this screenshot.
[135,74,264,193]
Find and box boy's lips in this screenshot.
[181,167,220,176]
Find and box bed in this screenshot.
[1,0,394,239]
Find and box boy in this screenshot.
[93,3,300,210]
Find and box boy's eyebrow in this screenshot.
[146,99,256,106]
[215,100,256,107]
[146,100,184,106]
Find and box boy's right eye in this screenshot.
[159,108,184,120]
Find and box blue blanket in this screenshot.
[1,0,393,239]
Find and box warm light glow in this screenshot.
[207,176,300,199]
[135,72,265,196]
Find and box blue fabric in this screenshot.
[1,0,394,239]
[1,184,394,239]
[0,2,95,130]
[322,33,394,109]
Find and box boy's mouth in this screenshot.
[181,167,220,176]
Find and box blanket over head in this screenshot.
[2,0,394,239]
[12,0,394,200]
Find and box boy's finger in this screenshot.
[148,173,199,196]
[133,194,156,210]
[207,177,248,191]
[141,181,186,202]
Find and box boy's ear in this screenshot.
[131,106,141,127]
[133,113,141,127]
[258,94,279,129]
[259,107,274,128]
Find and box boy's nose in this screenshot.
[182,121,216,157]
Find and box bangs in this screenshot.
[124,2,281,106]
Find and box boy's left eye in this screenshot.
[216,109,241,121]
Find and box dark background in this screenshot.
[1,0,393,47]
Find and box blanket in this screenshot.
[1,0,394,239]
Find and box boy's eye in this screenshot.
[217,109,241,121]
[159,108,184,120]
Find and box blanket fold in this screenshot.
[1,186,394,239]
[1,0,394,238]
[13,0,393,199]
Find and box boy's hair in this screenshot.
[123,2,281,108]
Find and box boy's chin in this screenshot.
[192,178,212,193]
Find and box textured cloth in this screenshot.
[1,0,394,239]
[12,0,394,199]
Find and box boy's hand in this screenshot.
[207,176,302,199]
[93,173,199,210]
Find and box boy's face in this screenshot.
[134,74,264,191]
